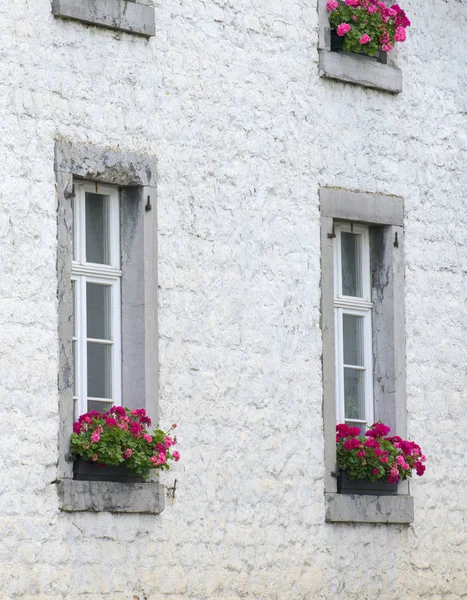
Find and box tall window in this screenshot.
[333,223,373,431]
[71,182,121,417]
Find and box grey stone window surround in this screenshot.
[320,187,413,524]
[318,0,403,94]
[52,0,156,37]
[55,140,163,514]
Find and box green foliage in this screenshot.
[336,422,426,484]
[329,5,396,57]
[70,407,179,479]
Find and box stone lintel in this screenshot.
[55,140,157,188]
[320,187,404,226]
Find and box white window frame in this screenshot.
[71,182,122,418]
[333,222,374,431]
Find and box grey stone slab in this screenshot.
[320,187,404,226]
[52,0,155,37]
[55,140,157,188]
[371,225,407,439]
[120,186,158,422]
[56,172,75,480]
[319,49,402,94]
[57,480,165,513]
[325,493,414,524]
[320,216,338,494]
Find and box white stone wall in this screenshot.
[0,0,466,598]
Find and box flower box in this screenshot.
[71,406,180,480]
[73,458,144,482]
[336,422,426,491]
[330,30,387,63]
[326,1,410,60]
[337,469,397,495]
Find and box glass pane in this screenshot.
[86,283,111,340]
[85,192,110,264]
[87,342,112,398]
[343,314,364,366]
[72,195,76,261]
[87,400,112,414]
[341,232,362,297]
[71,281,76,337]
[72,340,76,396]
[344,368,365,420]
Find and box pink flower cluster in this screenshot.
[336,423,361,441]
[149,434,180,465]
[326,0,410,52]
[336,22,351,36]
[74,406,152,438]
[336,422,426,484]
[71,407,181,476]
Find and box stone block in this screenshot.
[52,0,155,37]
[325,492,414,524]
[57,479,165,513]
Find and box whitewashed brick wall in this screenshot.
[0,0,465,598]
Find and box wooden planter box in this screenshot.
[73,458,144,483]
[337,470,398,496]
[330,30,387,64]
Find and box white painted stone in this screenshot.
[0,0,465,598]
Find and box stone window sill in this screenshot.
[325,492,414,524]
[319,49,402,94]
[57,479,165,514]
[52,0,155,37]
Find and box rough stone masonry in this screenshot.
[0,0,465,598]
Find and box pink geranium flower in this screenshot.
[337,23,351,36]
[359,34,371,44]
[326,0,339,11]
[394,26,406,42]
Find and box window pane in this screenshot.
[87,400,112,414]
[71,281,76,337]
[72,340,76,396]
[72,195,76,261]
[344,368,365,420]
[341,232,362,297]
[87,342,112,398]
[343,314,364,366]
[85,192,110,264]
[86,283,111,340]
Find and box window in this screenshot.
[320,187,414,524]
[55,141,164,514]
[333,223,373,432]
[71,183,122,417]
